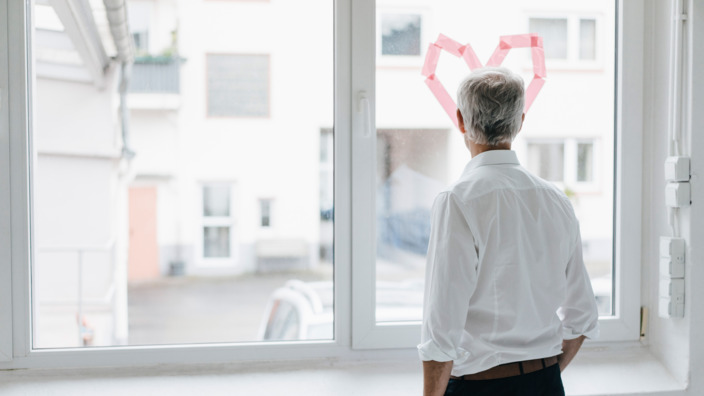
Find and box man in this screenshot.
[418,67,599,396]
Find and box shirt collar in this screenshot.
[463,150,520,174]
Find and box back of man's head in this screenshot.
[457,67,525,146]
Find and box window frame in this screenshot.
[198,182,237,265]
[351,0,642,349]
[204,53,272,119]
[525,12,605,70]
[375,7,431,69]
[524,137,602,192]
[0,0,642,369]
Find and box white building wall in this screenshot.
[33,68,127,347]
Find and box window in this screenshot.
[525,139,597,187]
[0,0,643,368]
[127,1,151,55]
[260,199,272,228]
[203,185,233,258]
[578,142,595,182]
[529,18,568,59]
[380,14,422,56]
[529,16,599,64]
[207,54,270,117]
[580,19,597,60]
[527,142,565,182]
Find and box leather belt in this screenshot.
[450,356,559,381]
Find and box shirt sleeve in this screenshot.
[418,192,479,362]
[557,221,600,340]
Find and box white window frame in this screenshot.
[197,182,238,269]
[0,0,642,369]
[524,137,602,192]
[525,12,605,70]
[259,198,273,228]
[375,7,431,69]
[351,0,642,349]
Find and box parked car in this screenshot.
[258,279,424,341]
[259,275,612,341]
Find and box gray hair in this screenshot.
[456,67,525,146]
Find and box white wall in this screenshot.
[640,0,703,391]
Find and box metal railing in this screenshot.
[128,56,181,94]
[36,240,117,346]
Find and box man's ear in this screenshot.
[456,109,466,134]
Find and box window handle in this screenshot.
[358,91,372,138]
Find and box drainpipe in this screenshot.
[103,0,135,159]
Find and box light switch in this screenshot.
[660,257,685,278]
[659,278,685,302]
[660,237,685,262]
[659,297,685,318]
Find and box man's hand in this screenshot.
[423,360,453,396]
[558,335,586,372]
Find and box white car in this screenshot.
[258,279,424,341]
[258,276,611,341]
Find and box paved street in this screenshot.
[127,267,332,345]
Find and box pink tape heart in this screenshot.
[421,33,547,128]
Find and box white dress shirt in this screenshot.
[417,150,599,376]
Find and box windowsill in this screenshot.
[0,344,687,396]
[562,345,685,395]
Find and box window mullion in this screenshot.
[8,0,33,358]
[350,0,379,349]
[0,0,13,363]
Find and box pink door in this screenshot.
[128,187,160,281]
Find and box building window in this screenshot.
[527,142,565,182]
[577,142,595,182]
[526,139,596,186]
[579,19,597,60]
[206,54,270,117]
[260,199,272,228]
[529,18,568,59]
[132,31,149,53]
[529,16,598,62]
[202,184,233,258]
[380,13,422,56]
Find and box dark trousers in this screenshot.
[444,364,565,396]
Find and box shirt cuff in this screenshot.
[417,339,470,362]
[563,322,600,340]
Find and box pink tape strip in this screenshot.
[531,46,546,78]
[421,33,547,127]
[500,34,536,48]
[524,76,545,112]
[435,34,464,57]
[425,76,459,128]
[485,48,510,67]
[421,43,442,77]
[462,45,483,70]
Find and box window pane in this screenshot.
[260,199,271,227]
[580,19,597,60]
[578,142,594,182]
[376,0,615,321]
[381,14,422,56]
[31,0,333,348]
[203,185,230,217]
[529,18,568,59]
[526,142,565,182]
[204,226,230,258]
[207,54,270,117]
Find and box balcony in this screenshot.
[128,56,182,110]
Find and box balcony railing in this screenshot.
[128,56,182,94]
